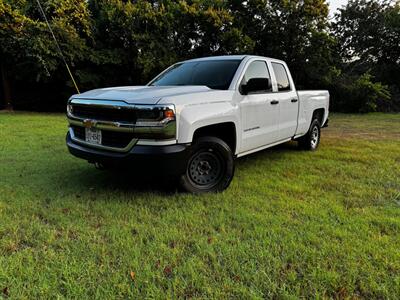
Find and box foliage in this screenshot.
[330,72,391,113]
[331,0,400,112]
[0,0,399,112]
[333,0,400,70]
[0,112,400,298]
[86,0,254,88]
[241,0,335,89]
[0,0,92,80]
[0,0,93,109]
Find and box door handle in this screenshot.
[291,98,298,103]
[270,100,279,105]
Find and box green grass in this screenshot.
[0,112,399,299]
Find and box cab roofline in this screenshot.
[181,55,281,64]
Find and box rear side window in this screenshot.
[272,63,291,91]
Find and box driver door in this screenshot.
[239,60,279,153]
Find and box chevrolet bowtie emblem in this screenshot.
[83,119,97,128]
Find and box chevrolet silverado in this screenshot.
[66,55,329,193]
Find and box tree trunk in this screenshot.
[0,61,12,111]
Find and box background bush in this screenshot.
[330,73,391,113]
[0,0,399,113]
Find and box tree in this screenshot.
[229,0,336,89]
[1,0,398,112]
[0,0,92,109]
[333,0,400,111]
[88,0,254,86]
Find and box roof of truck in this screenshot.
[182,55,281,63]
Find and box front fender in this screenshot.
[177,102,240,150]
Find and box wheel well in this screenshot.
[193,122,236,153]
[313,108,325,125]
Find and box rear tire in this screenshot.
[298,119,321,151]
[180,136,234,193]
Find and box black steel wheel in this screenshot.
[180,136,234,193]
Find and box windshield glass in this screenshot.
[149,60,241,90]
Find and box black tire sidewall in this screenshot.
[180,136,234,193]
[300,119,321,151]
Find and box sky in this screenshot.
[328,0,348,16]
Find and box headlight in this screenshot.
[135,105,175,126]
[67,104,73,115]
[133,105,176,139]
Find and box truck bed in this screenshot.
[296,90,329,136]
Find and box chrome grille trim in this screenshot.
[67,99,176,152]
[69,127,138,152]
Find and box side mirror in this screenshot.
[241,78,272,95]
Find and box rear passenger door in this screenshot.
[271,62,299,140]
[239,60,279,152]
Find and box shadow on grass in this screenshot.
[62,166,180,195]
[51,141,299,195]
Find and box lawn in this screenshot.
[0,112,399,299]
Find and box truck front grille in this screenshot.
[71,125,135,149]
[72,104,137,123]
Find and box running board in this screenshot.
[236,138,292,158]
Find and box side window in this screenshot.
[241,60,271,94]
[272,63,291,91]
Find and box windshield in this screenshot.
[149,60,241,90]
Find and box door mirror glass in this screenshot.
[242,78,271,95]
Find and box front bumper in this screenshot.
[66,132,190,175]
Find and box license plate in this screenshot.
[85,128,102,145]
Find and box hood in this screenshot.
[70,85,212,105]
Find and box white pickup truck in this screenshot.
[66,55,329,193]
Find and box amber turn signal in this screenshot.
[164,109,175,119]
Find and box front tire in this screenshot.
[180,136,234,193]
[94,161,112,170]
[298,119,321,151]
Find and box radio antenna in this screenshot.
[35,0,80,94]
